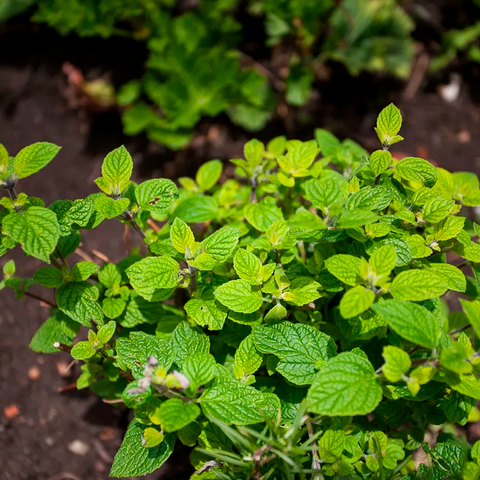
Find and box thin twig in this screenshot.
[124,223,130,254]
[188,264,197,296]
[57,382,77,393]
[24,291,56,308]
[147,218,162,232]
[450,324,471,336]
[92,249,110,263]
[305,416,324,480]
[74,247,95,263]
[403,48,430,101]
[50,255,63,270]
[124,209,146,240]
[47,472,82,480]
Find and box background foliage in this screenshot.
[1,0,415,149]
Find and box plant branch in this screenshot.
[450,324,471,336]
[305,416,324,480]
[124,209,146,240]
[24,291,56,308]
[188,264,197,296]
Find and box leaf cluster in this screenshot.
[3,105,480,479]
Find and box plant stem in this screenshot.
[6,186,17,200]
[305,416,324,480]
[188,264,197,296]
[24,291,56,308]
[50,255,64,270]
[450,324,471,336]
[124,209,146,240]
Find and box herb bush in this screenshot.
[3,105,480,479]
[0,0,414,149]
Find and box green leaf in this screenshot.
[71,341,96,360]
[102,297,126,319]
[444,373,480,400]
[203,227,240,262]
[142,428,164,448]
[94,196,129,219]
[338,209,379,228]
[171,322,210,368]
[183,352,216,386]
[264,303,287,322]
[100,145,133,195]
[233,248,262,284]
[196,160,222,191]
[157,398,200,432]
[98,263,122,288]
[185,297,228,330]
[346,186,393,211]
[369,244,397,279]
[117,331,173,378]
[307,352,382,416]
[136,179,178,213]
[395,157,437,188]
[33,267,63,288]
[29,312,80,353]
[244,197,283,232]
[174,195,218,223]
[278,140,319,176]
[214,279,263,314]
[423,198,454,223]
[324,254,362,286]
[97,320,116,344]
[281,277,321,306]
[233,334,263,380]
[369,150,391,176]
[382,345,411,382]
[435,215,465,241]
[428,263,466,293]
[460,299,480,339]
[440,391,476,426]
[200,377,279,425]
[14,142,61,179]
[375,104,402,145]
[170,217,196,255]
[0,142,8,170]
[72,261,99,282]
[305,178,342,209]
[407,234,432,259]
[472,440,480,464]
[110,420,175,477]
[372,300,440,348]
[2,207,60,262]
[390,269,449,301]
[56,282,103,326]
[126,256,180,301]
[368,237,412,267]
[244,139,264,167]
[340,286,375,319]
[315,129,341,156]
[319,429,346,463]
[253,322,337,385]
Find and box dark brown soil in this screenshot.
[2,6,480,480]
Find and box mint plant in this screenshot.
[3,105,480,479]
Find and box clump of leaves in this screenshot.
[4,105,480,479]
[2,0,414,149]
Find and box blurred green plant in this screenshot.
[1,0,414,149]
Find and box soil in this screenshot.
[2,4,480,479]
